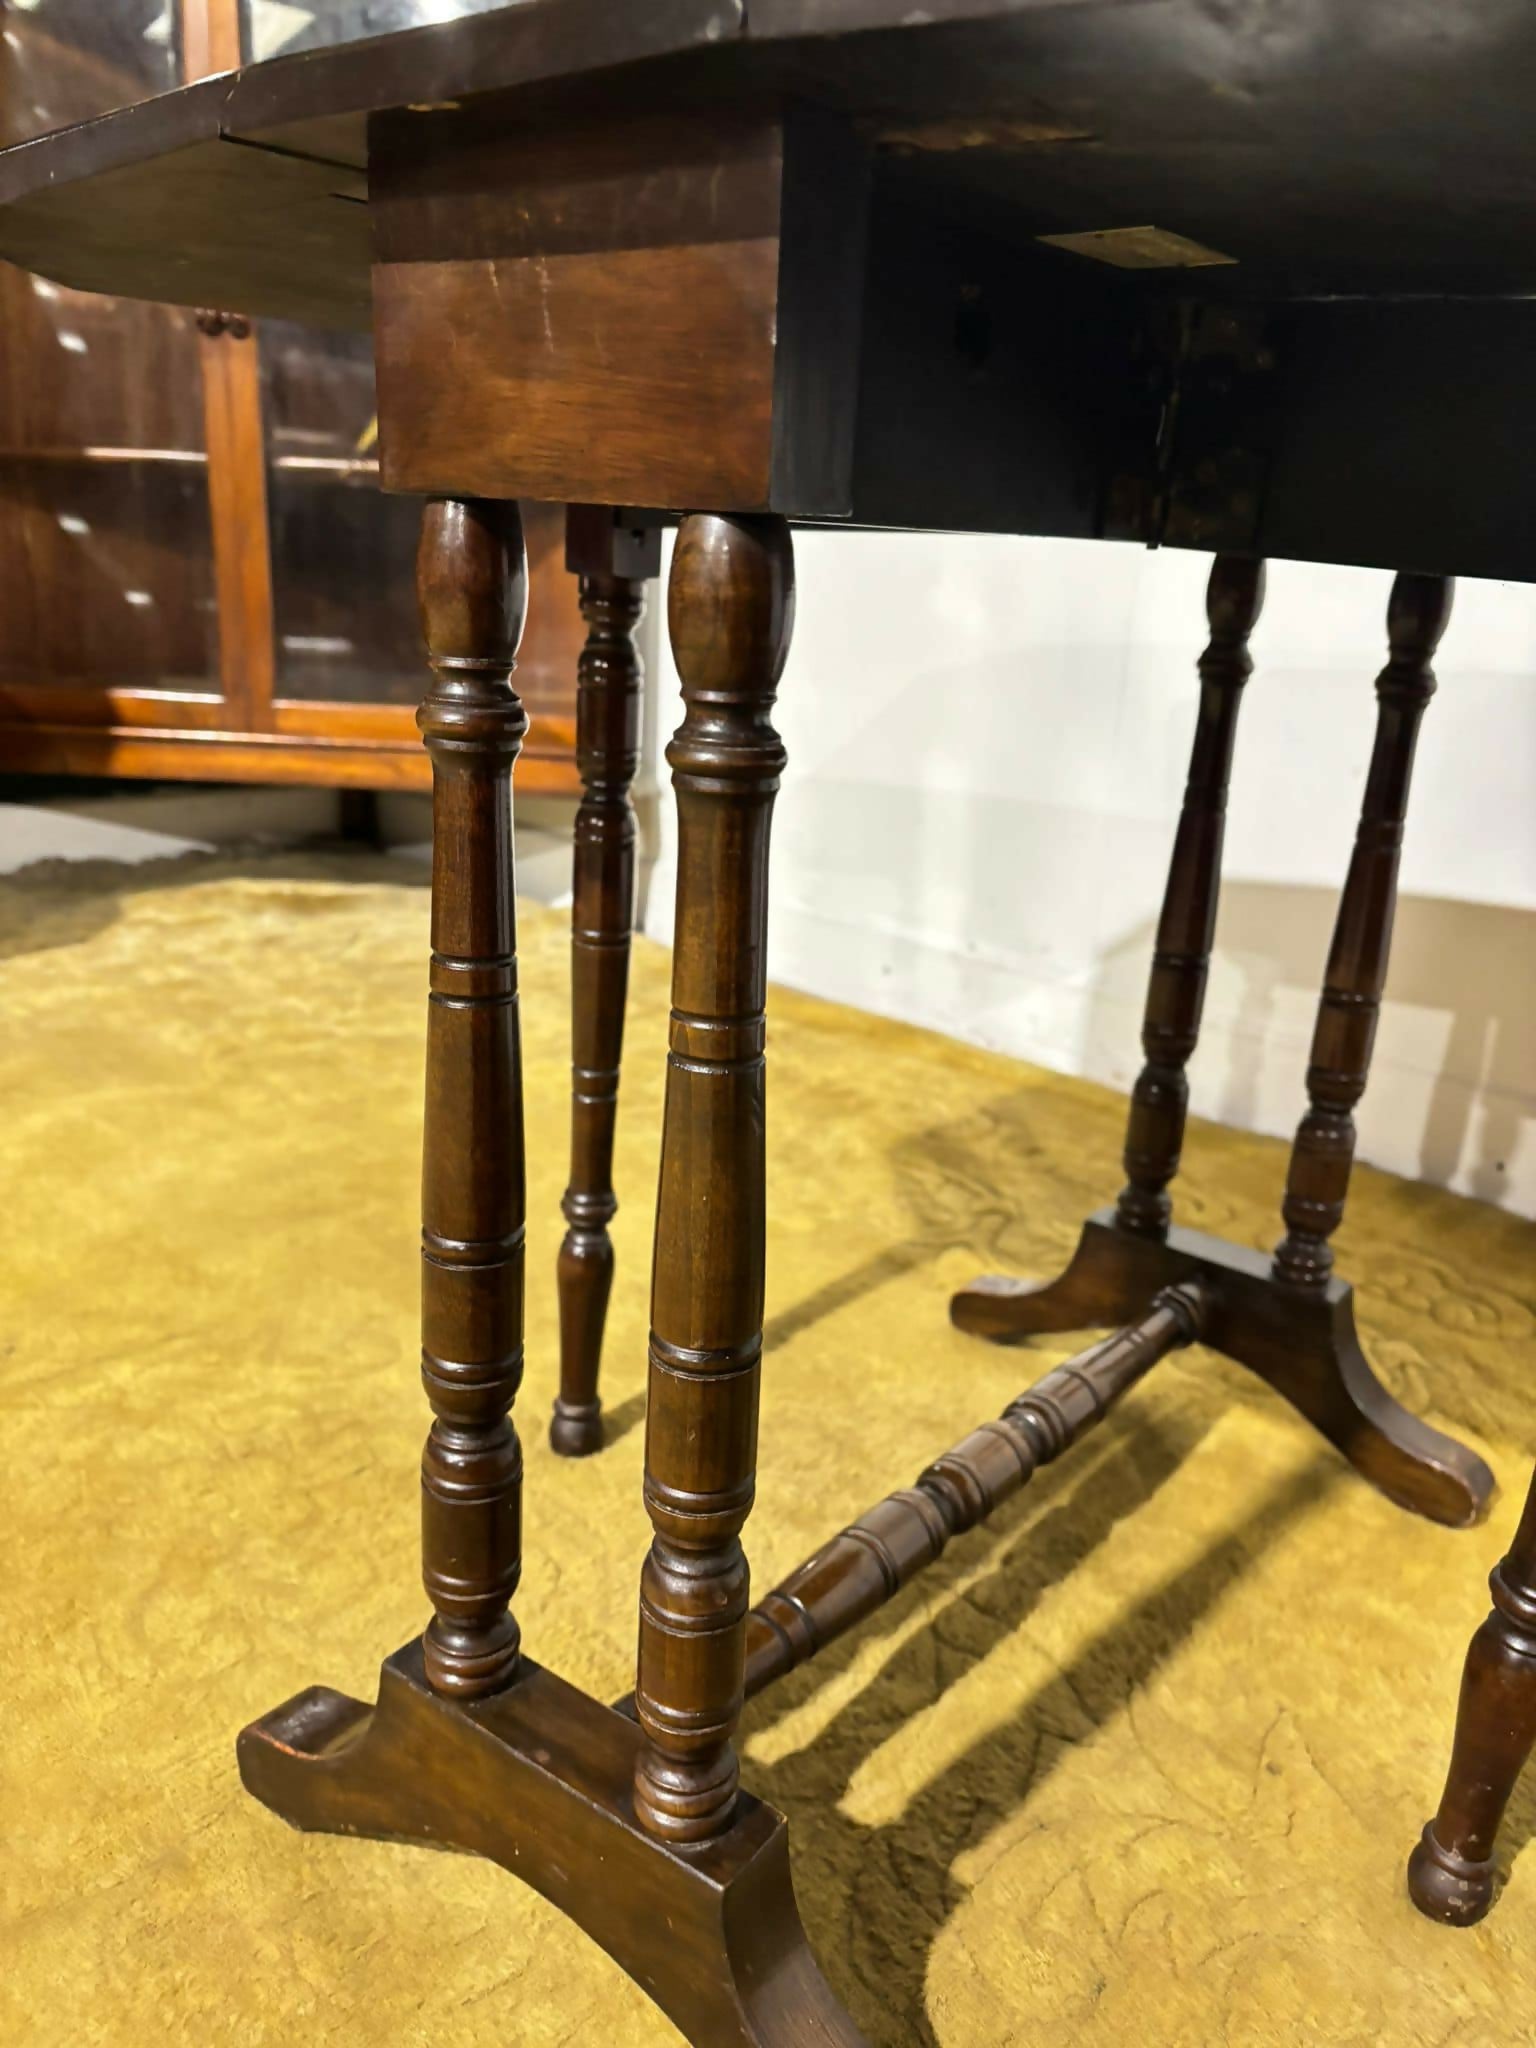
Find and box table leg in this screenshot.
[552,564,647,1456]
[1273,571,1447,1285]
[1116,555,1264,1236]
[415,496,529,1698]
[633,512,793,1847]
[239,496,858,2047]
[949,560,1490,1529]
[1410,1466,1536,1923]
[953,551,1261,1336]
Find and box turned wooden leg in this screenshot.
[633,513,794,1846]
[241,499,859,2047]
[1274,572,1449,1286]
[953,550,1264,1334]
[416,498,528,1699]
[947,559,1490,1529]
[552,509,660,1458]
[1117,555,1264,1235]
[1411,1468,1536,1924]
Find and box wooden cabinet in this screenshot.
[0,0,582,794]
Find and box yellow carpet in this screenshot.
[2,848,1533,2047]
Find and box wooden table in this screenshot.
[4,4,1526,2037]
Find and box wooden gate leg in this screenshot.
[415,497,529,1699]
[1273,572,1446,1286]
[1411,1466,1536,1924]
[954,551,1261,1337]
[633,511,795,1847]
[239,498,861,2048]
[552,509,660,1457]
[950,563,1492,1530]
[1117,555,1264,1238]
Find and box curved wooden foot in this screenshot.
[951,1223,1151,1343]
[239,1641,864,2047]
[951,1211,1493,1528]
[1409,1470,1536,1924]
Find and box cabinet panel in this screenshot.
[0,0,582,791]
[0,3,219,697]
[1,2,179,143]
[0,458,216,690]
[260,319,414,704]
[260,318,586,736]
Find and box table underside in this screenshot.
[0,1,1532,576]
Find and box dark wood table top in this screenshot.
[1,1,1534,329]
[2,2,1532,578]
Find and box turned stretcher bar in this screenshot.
[741,1281,1208,1698]
[614,1280,1207,1722]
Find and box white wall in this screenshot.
[642,535,1536,1217]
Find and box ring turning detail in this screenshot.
[241,527,1495,2048]
[745,1284,1208,1697]
[951,557,1493,1533]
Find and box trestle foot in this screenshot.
[239,1644,865,2047]
[952,1211,1492,1528]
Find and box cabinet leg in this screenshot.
[1410,1470,1536,1923]
[552,508,658,1458]
[240,1647,864,2046]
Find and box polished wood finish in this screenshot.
[551,510,661,1458]
[953,562,1490,1535]
[0,4,587,798]
[239,1644,864,2048]
[15,4,1536,314]
[376,239,779,509]
[371,107,868,517]
[241,499,863,2046]
[1274,572,1449,1286]
[231,1,741,177]
[23,14,1513,2039]
[198,319,274,731]
[415,498,528,1700]
[1410,1467,1536,1925]
[953,1209,1492,1528]
[633,512,794,1847]
[745,1283,1206,1697]
[1117,555,1264,1237]
[180,0,242,89]
[0,713,576,792]
[14,18,1536,572]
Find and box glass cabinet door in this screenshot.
[260,319,420,705]
[240,1,513,63]
[0,2,219,698]
[258,316,585,769]
[0,0,583,787]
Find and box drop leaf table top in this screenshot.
[0,0,1532,574]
